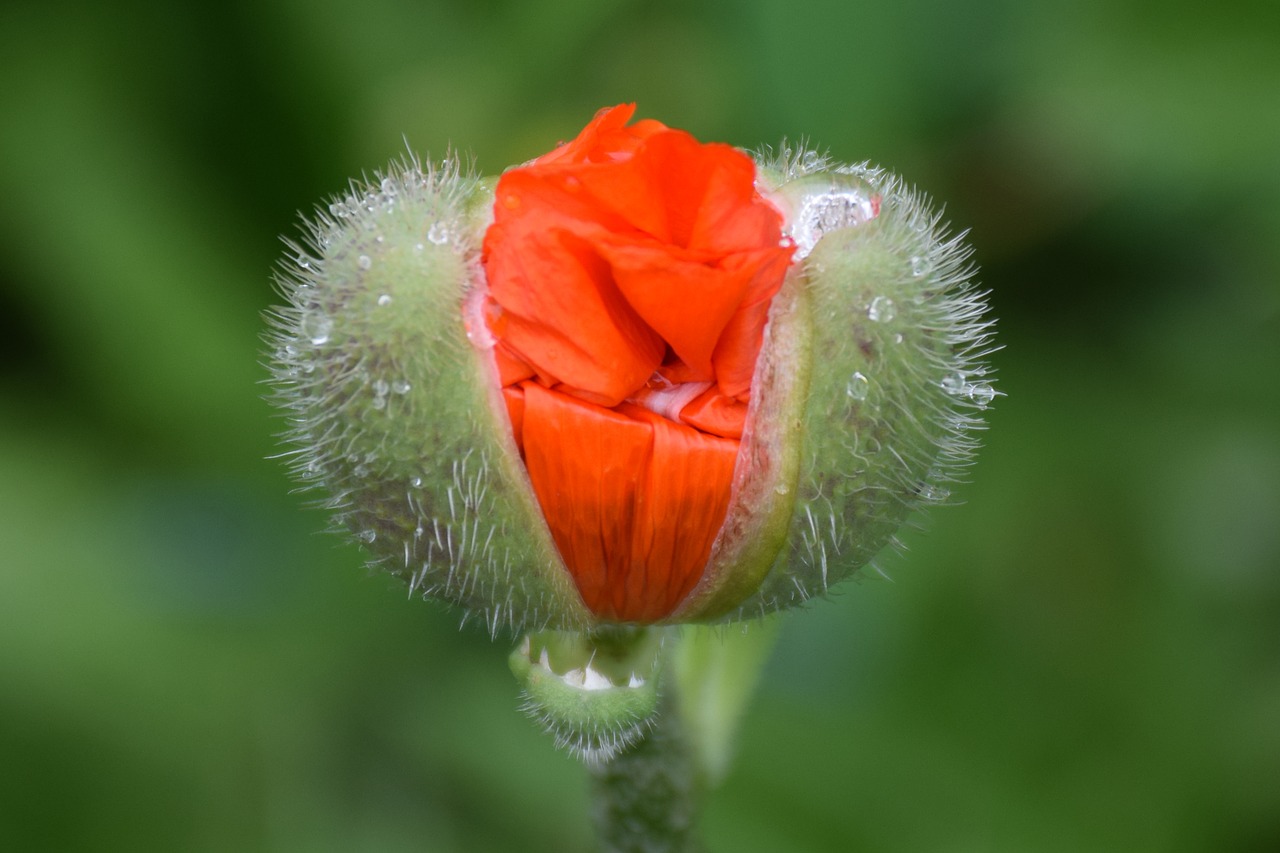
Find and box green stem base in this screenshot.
[588,690,704,853]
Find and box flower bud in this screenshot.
[267,108,996,636]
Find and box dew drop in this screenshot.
[357,529,377,543]
[919,483,951,503]
[800,150,824,172]
[427,221,449,245]
[910,255,931,277]
[391,379,411,395]
[792,190,879,259]
[370,396,386,411]
[846,371,870,400]
[941,373,966,395]
[415,242,425,252]
[867,295,896,323]
[377,294,392,306]
[893,333,904,344]
[372,379,390,397]
[328,201,349,218]
[774,484,790,496]
[353,464,370,478]
[410,476,423,488]
[968,382,996,408]
[357,254,372,270]
[380,177,397,196]
[303,314,332,346]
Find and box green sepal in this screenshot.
[267,157,590,635]
[714,151,996,619]
[673,267,810,622]
[510,627,664,765]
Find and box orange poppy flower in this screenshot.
[482,105,796,622]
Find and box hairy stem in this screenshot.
[581,621,781,851]
[588,688,704,853]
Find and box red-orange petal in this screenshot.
[599,238,756,378]
[483,192,665,404]
[656,358,712,385]
[493,339,535,387]
[517,382,738,621]
[617,403,739,619]
[710,247,794,398]
[534,104,668,167]
[519,382,654,618]
[483,106,795,623]
[502,385,527,455]
[678,386,748,439]
[568,130,754,249]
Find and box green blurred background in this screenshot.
[2,0,1277,850]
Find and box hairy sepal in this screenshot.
[267,157,589,635]
[674,267,809,622]
[711,151,997,619]
[510,628,664,766]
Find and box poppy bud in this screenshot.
[266,109,995,637]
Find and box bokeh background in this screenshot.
[3,0,1278,850]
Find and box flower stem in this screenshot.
[588,687,704,853]
[586,620,782,852]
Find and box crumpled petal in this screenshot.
[483,105,794,621]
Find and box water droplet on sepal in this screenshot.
[846,372,870,400]
[303,314,332,346]
[867,296,895,323]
